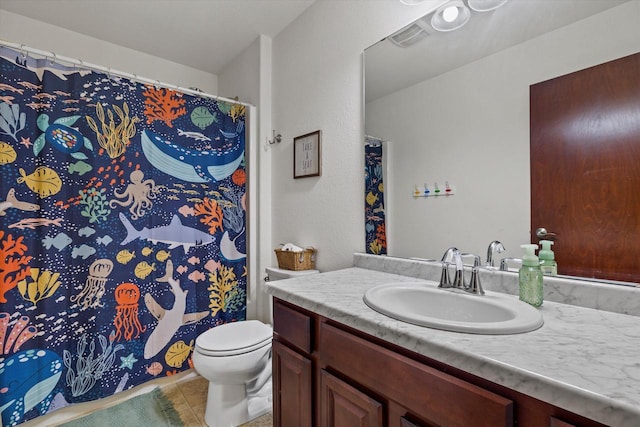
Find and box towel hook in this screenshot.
[268,130,282,145]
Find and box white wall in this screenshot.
[218,35,274,323]
[271,0,444,272]
[0,10,218,93]
[366,2,640,262]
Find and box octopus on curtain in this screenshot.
[71,259,113,310]
[113,282,146,341]
[109,170,160,220]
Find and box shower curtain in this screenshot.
[0,46,247,426]
[364,138,386,255]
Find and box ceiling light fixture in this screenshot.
[467,0,509,12]
[431,0,470,32]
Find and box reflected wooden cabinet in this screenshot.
[272,298,606,427]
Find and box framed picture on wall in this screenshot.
[293,130,321,179]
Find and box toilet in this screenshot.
[193,320,273,427]
[193,267,318,427]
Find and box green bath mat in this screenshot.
[58,388,184,427]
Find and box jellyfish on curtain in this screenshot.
[71,259,114,310]
[112,282,146,341]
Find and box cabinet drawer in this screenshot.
[320,322,513,427]
[273,299,313,354]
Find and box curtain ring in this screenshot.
[47,52,57,65]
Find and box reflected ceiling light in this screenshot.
[467,0,509,12]
[431,1,470,32]
[400,0,429,4]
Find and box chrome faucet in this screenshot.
[486,240,506,268]
[439,249,484,295]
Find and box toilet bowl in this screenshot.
[192,320,273,427]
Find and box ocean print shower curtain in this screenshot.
[364,139,386,255]
[0,46,247,426]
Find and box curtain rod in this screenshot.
[0,39,253,108]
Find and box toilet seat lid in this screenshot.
[196,320,272,356]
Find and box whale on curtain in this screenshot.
[0,349,63,427]
[140,125,244,183]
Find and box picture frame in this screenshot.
[293,130,321,179]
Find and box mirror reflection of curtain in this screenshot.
[365,137,387,255]
[0,45,247,426]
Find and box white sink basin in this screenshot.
[363,282,543,334]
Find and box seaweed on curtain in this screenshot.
[63,333,124,397]
[0,45,248,426]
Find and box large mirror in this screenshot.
[364,0,640,284]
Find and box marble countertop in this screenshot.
[266,265,640,427]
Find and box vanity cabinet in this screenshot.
[272,301,314,427]
[272,298,606,427]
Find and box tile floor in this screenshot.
[161,376,273,427]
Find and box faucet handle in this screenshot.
[500,258,522,271]
[466,266,485,295]
[438,261,452,288]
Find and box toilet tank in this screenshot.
[265,266,319,281]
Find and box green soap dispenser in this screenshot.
[539,240,557,276]
[519,244,543,307]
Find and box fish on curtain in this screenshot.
[364,138,387,255]
[0,46,248,426]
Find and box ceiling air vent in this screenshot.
[388,17,431,48]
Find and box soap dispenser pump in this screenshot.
[538,240,557,276]
[519,244,543,307]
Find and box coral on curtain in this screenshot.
[0,46,247,426]
[364,138,386,255]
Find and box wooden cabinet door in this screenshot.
[320,370,383,427]
[273,340,313,427]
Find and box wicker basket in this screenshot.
[274,247,316,271]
